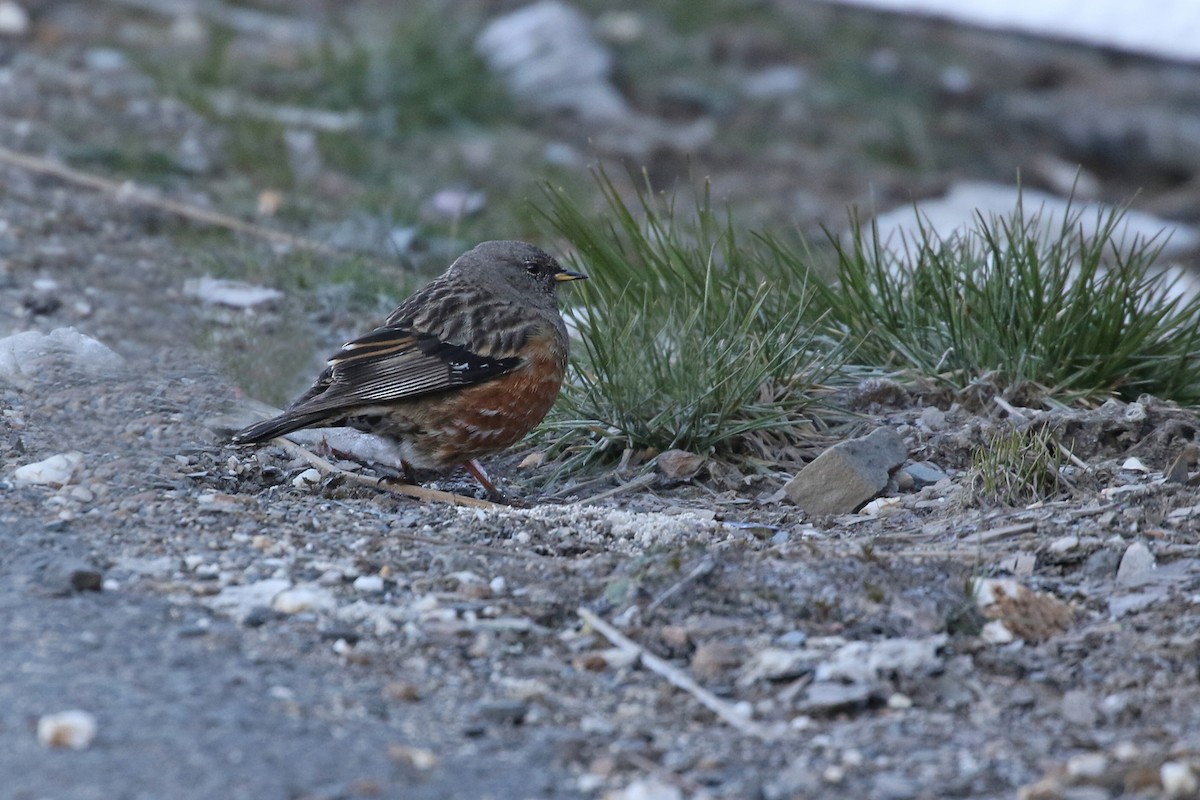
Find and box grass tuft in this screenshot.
[804,197,1200,404]
[536,168,844,475]
[963,423,1067,507]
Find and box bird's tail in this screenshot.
[231,410,333,445]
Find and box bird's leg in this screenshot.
[463,459,507,502]
[401,459,419,485]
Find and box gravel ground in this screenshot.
[2,3,1200,800]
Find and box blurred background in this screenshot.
[2,0,1199,397]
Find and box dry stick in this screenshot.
[0,144,340,255]
[577,607,777,741]
[274,437,501,510]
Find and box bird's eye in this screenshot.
[525,261,539,274]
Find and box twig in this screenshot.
[572,472,657,506]
[960,520,1038,545]
[0,144,339,255]
[1055,441,1092,473]
[577,607,777,740]
[992,396,1030,423]
[274,437,501,510]
[643,556,716,617]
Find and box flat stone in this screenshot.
[901,460,948,487]
[796,680,879,715]
[784,427,907,515]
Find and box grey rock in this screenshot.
[476,1,628,120]
[795,680,879,715]
[33,556,103,596]
[872,772,920,800]
[785,427,907,514]
[1083,547,1121,580]
[1116,541,1155,586]
[919,405,946,431]
[814,635,947,684]
[901,461,948,488]
[1061,688,1098,728]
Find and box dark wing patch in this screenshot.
[287,326,520,416]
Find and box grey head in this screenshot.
[446,241,587,307]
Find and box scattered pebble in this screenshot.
[0,328,123,385]
[37,710,97,749]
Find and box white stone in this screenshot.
[980,620,1015,644]
[1116,541,1156,586]
[609,776,683,800]
[476,1,628,120]
[814,635,946,684]
[1121,457,1150,472]
[37,710,97,749]
[0,1,29,36]
[292,468,321,488]
[207,578,292,621]
[1047,535,1079,554]
[1065,752,1108,779]
[353,575,385,594]
[13,451,83,488]
[273,585,336,614]
[183,276,283,309]
[1162,761,1199,799]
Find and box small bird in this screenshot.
[232,240,586,497]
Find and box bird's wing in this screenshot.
[287,326,522,415]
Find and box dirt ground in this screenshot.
[2,3,1200,799]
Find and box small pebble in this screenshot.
[353,575,385,594]
[1161,761,1198,799]
[272,586,336,614]
[1065,752,1107,779]
[1047,535,1079,554]
[37,710,97,749]
[292,468,322,489]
